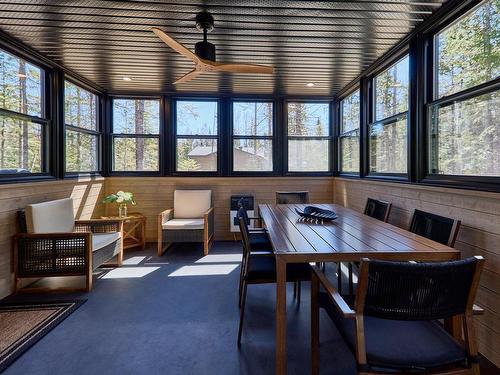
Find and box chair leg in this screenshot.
[337,262,343,294]
[86,271,93,292]
[204,234,213,256]
[348,262,354,295]
[238,258,246,308]
[237,281,248,347]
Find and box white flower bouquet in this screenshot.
[103,191,136,217]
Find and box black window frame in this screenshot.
[63,76,102,176]
[365,52,411,180]
[230,98,277,176]
[284,99,334,176]
[109,95,162,176]
[420,0,500,191]
[0,44,52,183]
[172,97,221,176]
[338,87,361,176]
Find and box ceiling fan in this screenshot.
[152,12,275,84]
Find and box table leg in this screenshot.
[276,255,287,375]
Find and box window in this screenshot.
[429,0,499,177]
[369,55,409,174]
[175,100,218,172]
[0,48,45,174]
[287,102,330,172]
[112,98,160,172]
[64,80,99,173]
[232,101,273,172]
[339,90,360,173]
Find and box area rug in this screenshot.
[0,300,86,373]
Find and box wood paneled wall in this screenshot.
[333,177,500,366]
[0,177,105,299]
[105,177,333,242]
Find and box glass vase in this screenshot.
[118,203,128,218]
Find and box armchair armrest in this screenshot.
[204,207,215,237]
[158,208,174,225]
[14,232,93,277]
[311,265,355,318]
[75,219,123,234]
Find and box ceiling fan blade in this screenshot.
[174,69,202,84]
[151,27,199,63]
[211,62,274,74]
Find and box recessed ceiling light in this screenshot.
[306,82,315,87]
[17,73,27,78]
[122,77,132,81]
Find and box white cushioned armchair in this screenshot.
[157,190,214,256]
[14,198,123,292]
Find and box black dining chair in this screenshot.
[236,203,273,306]
[364,198,392,222]
[237,207,310,346]
[409,209,461,247]
[340,198,393,294]
[275,191,310,204]
[311,256,484,375]
[237,198,270,250]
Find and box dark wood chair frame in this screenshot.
[311,257,485,375]
[409,209,461,248]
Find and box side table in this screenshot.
[101,212,146,250]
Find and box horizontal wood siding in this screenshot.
[105,177,333,242]
[0,177,105,299]
[333,177,500,367]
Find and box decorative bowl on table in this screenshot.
[294,206,338,223]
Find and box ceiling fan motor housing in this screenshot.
[195,41,216,61]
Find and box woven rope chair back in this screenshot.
[364,198,392,222]
[275,191,310,204]
[237,206,252,259]
[237,198,251,225]
[363,258,479,321]
[409,209,460,247]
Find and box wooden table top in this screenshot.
[101,212,146,221]
[259,203,460,262]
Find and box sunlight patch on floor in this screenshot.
[123,256,147,265]
[195,254,242,263]
[339,263,358,284]
[168,264,239,277]
[102,267,160,279]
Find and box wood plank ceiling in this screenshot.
[0,0,448,95]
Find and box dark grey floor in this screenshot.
[2,241,356,375]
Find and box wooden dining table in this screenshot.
[258,203,461,375]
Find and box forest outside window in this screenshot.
[369,55,409,175]
[339,90,360,173]
[112,98,160,172]
[0,48,45,175]
[64,80,99,173]
[429,0,499,177]
[175,100,218,172]
[232,101,273,172]
[287,102,330,172]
